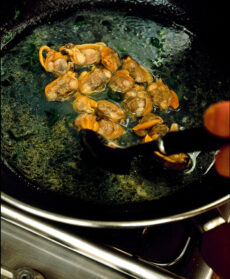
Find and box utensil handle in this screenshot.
[162,127,230,155]
[200,223,230,279]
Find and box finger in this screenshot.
[204,101,230,138]
[215,145,230,178]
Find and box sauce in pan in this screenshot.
[1,9,228,204]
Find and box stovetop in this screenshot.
[1,201,229,279]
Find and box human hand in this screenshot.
[203,101,230,177]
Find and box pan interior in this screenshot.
[1,8,229,206]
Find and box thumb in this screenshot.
[203,101,230,138]
[204,101,230,177]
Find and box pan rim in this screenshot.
[1,192,229,228]
[1,0,230,228]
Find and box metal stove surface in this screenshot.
[1,201,229,279]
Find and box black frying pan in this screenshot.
[1,0,229,227]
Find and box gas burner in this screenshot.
[1,201,229,279]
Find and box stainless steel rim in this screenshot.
[1,192,230,228]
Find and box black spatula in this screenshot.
[80,127,229,173]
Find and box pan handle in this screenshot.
[193,204,230,279]
[200,223,230,279]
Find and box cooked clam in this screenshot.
[60,42,106,66]
[73,113,99,132]
[133,113,163,137]
[73,93,97,114]
[122,56,153,84]
[100,46,121,72]
[108,70,135,93]
[78,66,112,95]
[154,151,191,170]
[45,71,78,101]
[98,119,125,140]
[39,45,74,76]
[123,85,153,118]
[148,123,169,138]
[147,78,179,110]
[97,100,125,123]
[146,123,190,170]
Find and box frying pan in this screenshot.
[1,0,229,228]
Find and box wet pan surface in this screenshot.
[1,1,229,223]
